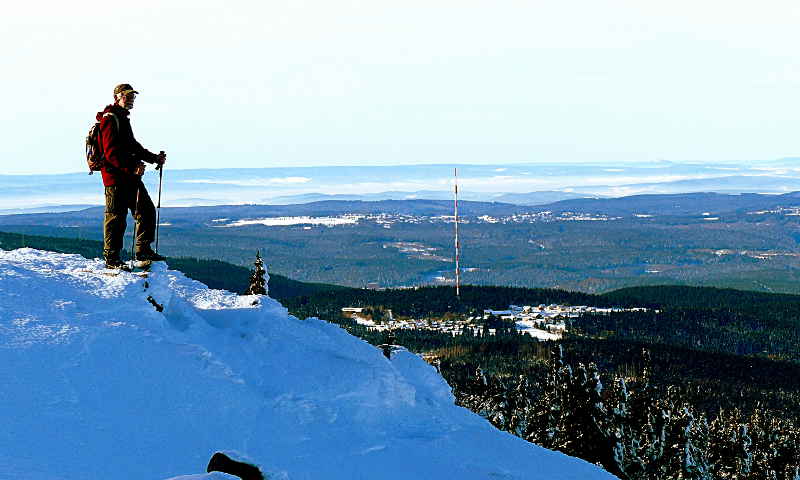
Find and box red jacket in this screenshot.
[96,104,158,187]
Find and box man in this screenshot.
[97,83,167,269]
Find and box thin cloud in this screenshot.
[180,177,312,186]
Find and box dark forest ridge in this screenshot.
[5,229,800,309]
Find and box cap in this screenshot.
[113,83,139,96]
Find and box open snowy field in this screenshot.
[0,248,615,479]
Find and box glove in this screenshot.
[156,151,167,167]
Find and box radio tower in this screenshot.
[454,168,460,297]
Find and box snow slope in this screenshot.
[0,248,616,480]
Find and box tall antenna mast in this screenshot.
[454,167,460,297]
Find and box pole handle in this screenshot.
[156,151,165,170]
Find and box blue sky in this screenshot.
[2,0,800,174]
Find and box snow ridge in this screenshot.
[0,248,615,480]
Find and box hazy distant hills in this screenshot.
[594,175,800,195]
[483,191,596,205]
[169,199,533,219]
[4,192,800,226]
[269,190,593,205]
[0,200,530,228]
[3,161,800,212]
[533,191,800,216]
[0,204,97,215]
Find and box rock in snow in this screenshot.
[0,248,617,480]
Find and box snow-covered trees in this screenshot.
[245,251,267,295]
[449,348,800,480]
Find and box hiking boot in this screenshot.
[105,257,132,271]
[135,248,166,262]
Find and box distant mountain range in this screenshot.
[0,204,97,215]
[0,200,531,229]
[268,190,593,205]
[587,175,800,195]
[531,191,800,216]
[4,191,800,228]
[4,161,800,212]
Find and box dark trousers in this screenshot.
[103,181,156,259]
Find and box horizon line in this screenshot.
[2,158,798,177]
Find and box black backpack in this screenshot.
[85,112,118,174]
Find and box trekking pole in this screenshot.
[155,151,165,252]
[130,185,141,270]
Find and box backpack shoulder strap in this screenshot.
[102,112,119,131]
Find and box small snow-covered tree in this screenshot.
[737,423,754,476]
[485,376,512,430]
[245,250,267,295]
[528,345,571,448]
[608,376,645,480]
[509,374,533,436]
[677,407,713,480]
[786,465,800,480]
